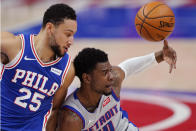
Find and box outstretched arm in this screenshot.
[112,40,177,97]
[119,40,177,79]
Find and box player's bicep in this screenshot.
[1,32,22,64]
[61,62,75,89]
[111,66,125,97]
[59,108,83,131]
[52,63,75,109]
[112,66,125,86]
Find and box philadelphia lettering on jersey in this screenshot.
[0,34,71,131]
[63,89,138,131]
[11,68,59,98]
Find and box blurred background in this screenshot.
[1,0,196,130]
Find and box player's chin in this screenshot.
[58,50,67,57]
[57,52,65,57]
[104,86,112,96]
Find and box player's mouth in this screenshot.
[106,80,114,88]
[64,47,68,52]
[105,85,112,89]
[64,44,71,52]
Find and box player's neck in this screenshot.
[34,31,56,63]
[78,87,101,112]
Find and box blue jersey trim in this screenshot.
[120,107,138,128]
[63,105,85,129]
[129,121,138,128]
[111,89,120,102]
[73,88,79,100]
[120,107,129,119]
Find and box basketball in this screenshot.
[135,1,175,41]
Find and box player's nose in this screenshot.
[108,71,114,82]
[68,36,74,45]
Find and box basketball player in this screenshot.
[0,4,77,131]
[59,40,177,131]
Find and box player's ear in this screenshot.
[46,22,55,36]
[82,73,91,84]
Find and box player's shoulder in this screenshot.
[1,32,23,64]
[59,107,83,130]
[2,32,15,38]
[62,107,82,121]
[2,32,21,42]
[1,32,22,49]
[60,92,84,127]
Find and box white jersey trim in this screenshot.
[30,34,62,67]
[0,63,5,80]
[60,55,71,85]
[42,105,52,131]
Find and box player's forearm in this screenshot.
[46,110,58,131]
[155,50,164,63]
[118,52,157,79]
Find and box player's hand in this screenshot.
[162,40,177,73]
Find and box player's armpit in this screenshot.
[1,52,9,64]
[58,108,83,131]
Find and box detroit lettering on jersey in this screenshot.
[12,68,58,97]
[85,104,118,131]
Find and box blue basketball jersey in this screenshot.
[0,34,71,131]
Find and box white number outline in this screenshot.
[29,92,45,112]
[14,88,31,108]
[14,88,45,112]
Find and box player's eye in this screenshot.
[102,70,107,75]
[64,32,72,37]
[65,33,71,37]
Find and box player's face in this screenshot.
[49,19,77,57]
[90,62,114,96]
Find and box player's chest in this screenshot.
[6,63,64,97]
[84,97,120,130]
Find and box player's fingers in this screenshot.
[169,63,173,73]
[173,52,177,69]
[173,60,176,69]
[171,56,176,70]
[164,40,169,49]
[170,49,177,69]
[172,59,176,70]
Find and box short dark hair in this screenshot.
[74,48,108,82]
[42,3,76,28]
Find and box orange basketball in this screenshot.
[135,1,175,41]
